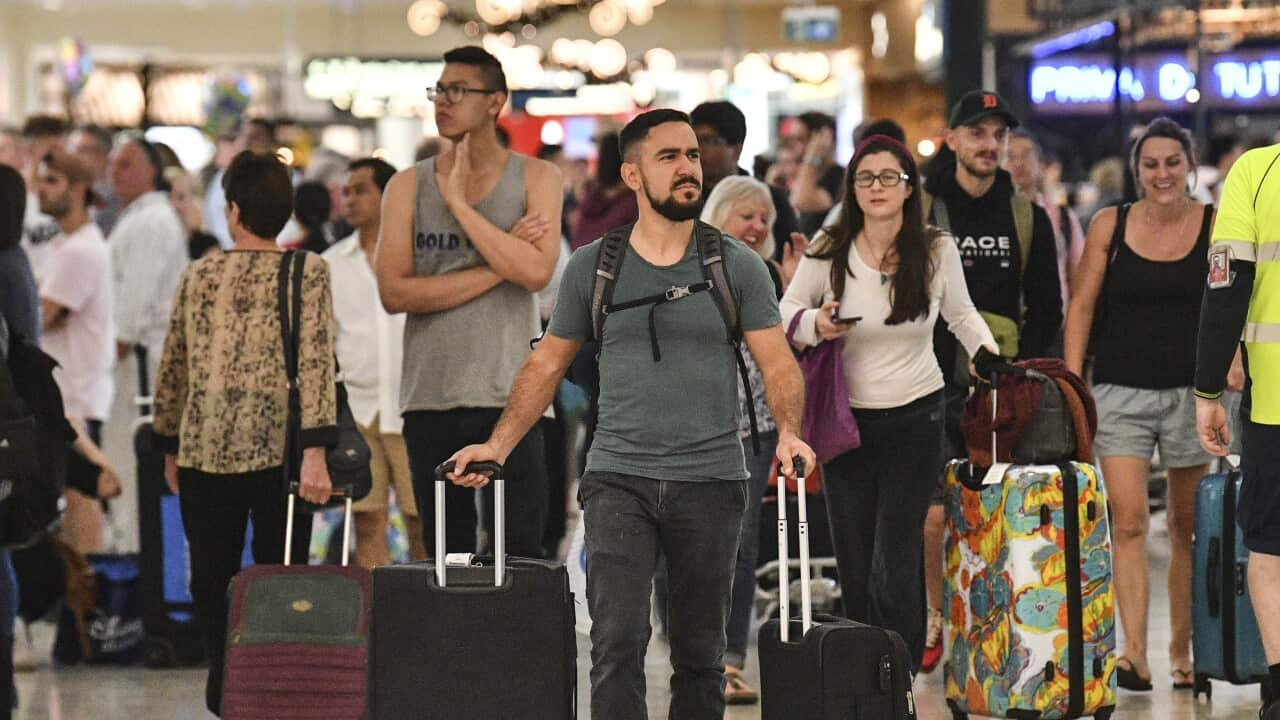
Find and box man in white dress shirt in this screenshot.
[323,157,426,568]
[107,137,187,373]
[205,118,276,250]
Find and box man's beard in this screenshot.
[643,175,704,222]
[957,151,998,180]
[40,197,70,220]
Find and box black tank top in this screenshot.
[1093,203,1212,389]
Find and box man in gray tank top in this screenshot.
[374,45,563,559]
[447,109,815,720]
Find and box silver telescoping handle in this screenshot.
[991,379,998,461]
[433,461,505,588]
[796,460,813,635]
[777,457,811,643]
[285,483,355,567]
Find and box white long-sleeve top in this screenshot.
[780,232,996,410]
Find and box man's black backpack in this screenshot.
[588,220,760,454]
[0,322,75,548]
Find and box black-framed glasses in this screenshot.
[853,170,910,188]
[427,85,503,103]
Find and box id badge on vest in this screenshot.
[1208,245,1235,290]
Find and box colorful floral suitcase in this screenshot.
[943,460,1117,720]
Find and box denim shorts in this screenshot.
[1092,383,1212,469]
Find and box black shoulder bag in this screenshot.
[278,250,372,505]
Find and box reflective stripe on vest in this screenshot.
[1209,240,1280,263]
[1243,322,1280,343]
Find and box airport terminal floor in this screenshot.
[9,511,1268,720]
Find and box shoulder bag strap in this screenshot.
[1011,192,1034,275]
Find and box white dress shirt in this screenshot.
[204,168,233,250]
[322,233,406,434]
[109,191,189,363]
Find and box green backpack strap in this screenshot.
[588,222,636,344]
[1011,192,1034,276]
[693,221,760,456]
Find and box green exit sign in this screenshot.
[782,6,841,44]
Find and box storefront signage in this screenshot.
[304,57,444,117]
[782,6,840,44]
[1029,49,1280,113]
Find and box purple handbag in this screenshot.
[786,311,861,464]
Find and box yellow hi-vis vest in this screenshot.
[1211,143,1280,424]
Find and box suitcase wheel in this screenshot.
[1193,673,1212,701]
[143,638,176,668]
[1094,707,1113,720]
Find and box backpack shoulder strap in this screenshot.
[1011,192,1034,275]
[694,221,740,341]
[694,222,762,455]
[929,193,950,233]
[589,223,635,343]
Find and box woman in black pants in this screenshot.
[780,135,998,667]
[154,151,335,715]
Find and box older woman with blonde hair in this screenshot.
[696,174,805,704]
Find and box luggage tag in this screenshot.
[1208,246,1235,290]
[982,462,1011,486]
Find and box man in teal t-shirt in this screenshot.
[448,109,814,719]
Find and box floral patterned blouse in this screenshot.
[153,250,337,474]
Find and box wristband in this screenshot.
[803,156,824,168]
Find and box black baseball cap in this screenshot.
[948,90,1020,129]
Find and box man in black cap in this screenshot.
[691,101,799,259]
[917,89,1063,673]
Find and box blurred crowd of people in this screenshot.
[0,41,1274,717]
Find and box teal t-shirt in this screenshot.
[547,228,781,482]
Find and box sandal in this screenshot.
[723,666,759,705]
[1171,667,1194,690]
[1115,657,1153,692]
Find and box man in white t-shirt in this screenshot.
[35,149,115,429]
[323,157,426,568]
[35,148,116,553]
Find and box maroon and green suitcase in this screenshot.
[222,488,370,720]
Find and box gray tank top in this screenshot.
[401,153,541,413]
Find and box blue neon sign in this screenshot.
[1029,50,1280,112]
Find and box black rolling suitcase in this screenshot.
[134,346,253,667]
[758,460,917,720]
[369,461,577,719]
[133,346,203,667]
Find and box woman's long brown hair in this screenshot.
[809,136,936,325]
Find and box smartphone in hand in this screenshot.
[831,308,862,325]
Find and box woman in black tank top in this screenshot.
[1064,118,1233,693]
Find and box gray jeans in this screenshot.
[581,471,747,720]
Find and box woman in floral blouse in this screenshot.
[153,150,336,715]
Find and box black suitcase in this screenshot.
[131,347,203,667]
[369,461,577,720]
[758,460,917,720]
[134,346,253,667]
